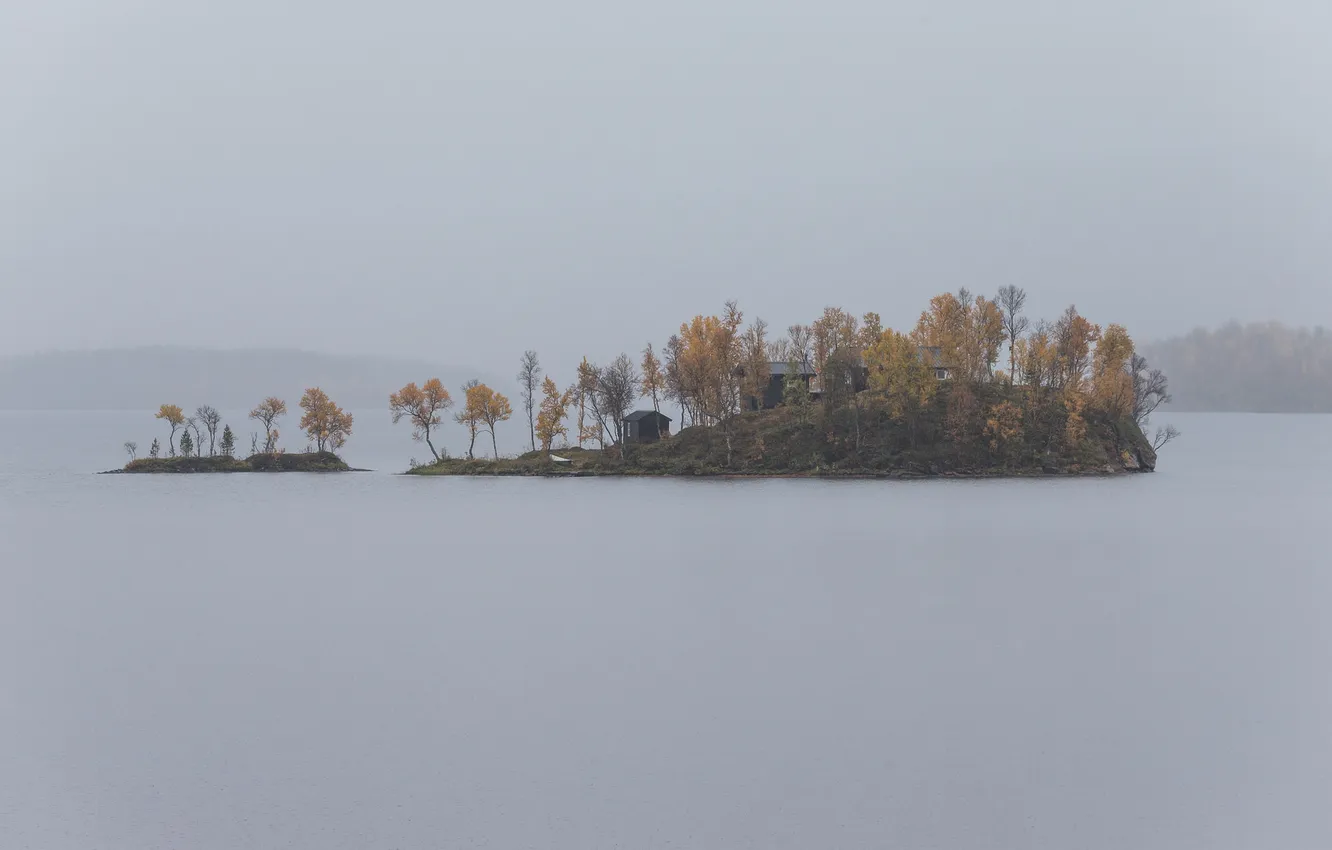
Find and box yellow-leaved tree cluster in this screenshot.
[298,388,354,452]
[141,389,355,462]
[390,377,514,461]
[641,288,1170,465]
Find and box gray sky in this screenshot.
[3,0,1330,377]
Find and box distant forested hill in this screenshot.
[1141,323,1332,412]
[0,347,487,410]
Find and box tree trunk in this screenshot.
[426,430,439,461]
[852,399,861,453]
[467,428,477,460]
[527,396,536,452]
[491,429,499,460]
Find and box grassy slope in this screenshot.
[122,451,351,473]
[409,387,1157,477]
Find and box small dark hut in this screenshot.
[623,410,672,442]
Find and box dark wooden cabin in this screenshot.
[745,350,951,410]
[746,361,818,410]
[623,410,672,442]
[742,360,873,410]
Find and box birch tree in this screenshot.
[390,378,453,461]
[517,351,542,452]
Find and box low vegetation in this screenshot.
[122,451,351,474]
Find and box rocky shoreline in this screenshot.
[407,443,1155,479]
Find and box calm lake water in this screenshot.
[2,411,1330,849]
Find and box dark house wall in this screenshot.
[749,374,805,410]
[747,367,871,411]
[625,412,671,441]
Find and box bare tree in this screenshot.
[186,417,204,457]
[739,317,771,411]
[1152,424,1180,451]
[787,324,813,373]
[249,397,287,453]
[996,285,1030,382]
[595,353,640,453]
[516,350,542,452]
[1130,353,1179,452]
[578,363,612,448]
[1131,353,1172,427]
[124,441,137,460]
[195,405,222,455]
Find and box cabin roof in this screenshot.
[624,409,672,422]
[767,361,817,376]
[917,346,951,368]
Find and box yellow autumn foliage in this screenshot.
[535,376,572,452]
[389,378,453,460]
[864,329,937,421]
[299,387,353,452]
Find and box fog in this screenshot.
[3,0,1330,377]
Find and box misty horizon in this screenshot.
[3,313,1328,365]
[5,0,1332,378]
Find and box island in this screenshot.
[408,393,1158,479]
[110,388,360,473]
[400,292,1173,479]
[114,451,355,474]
